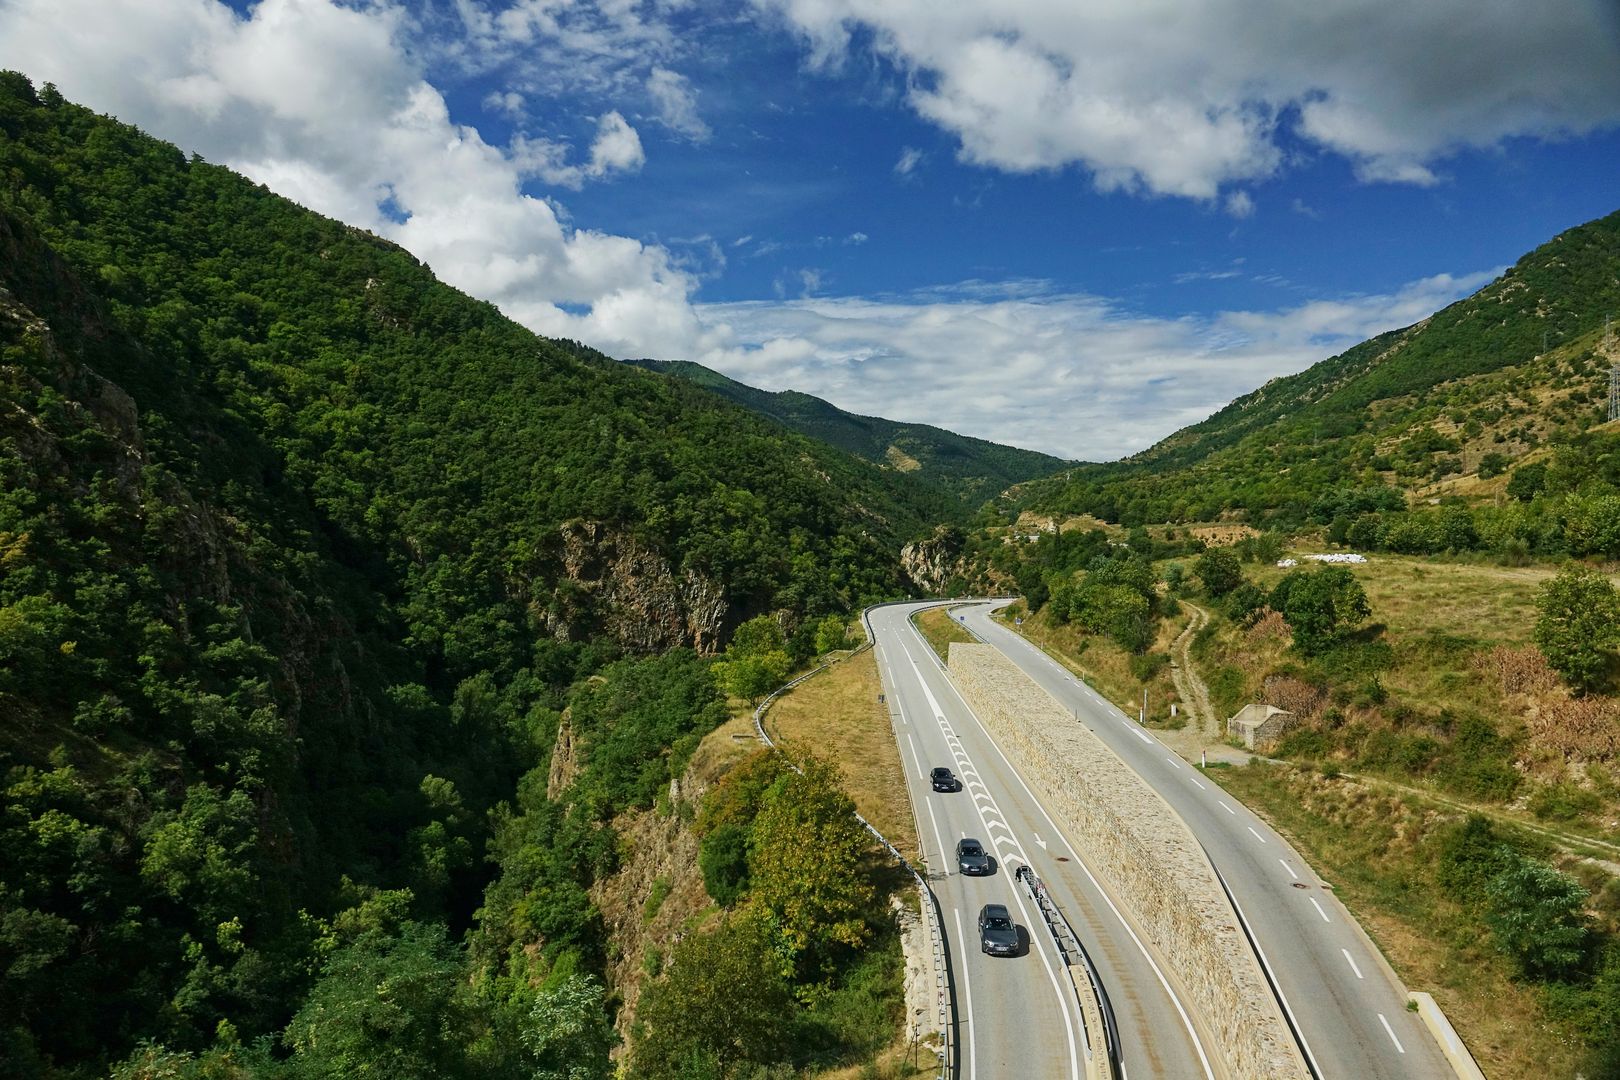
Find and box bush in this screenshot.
[698,824,751,907]
[1195,548,1244,597]
[1129,652,1170,682]
[1534,567,1620,693]
[1486,858,1591,981]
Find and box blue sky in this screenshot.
[3,0,1619,459]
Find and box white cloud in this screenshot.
[483,88,525,117]
[755,0,1620,199]
[0,0,695,359]
[688,270,1498,459]
[894,145,924,176]
[646,66,710,141]
[1224,190,1255,219]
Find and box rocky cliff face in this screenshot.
[900,524,968,595]
[546,520,730,652]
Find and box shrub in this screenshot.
[1485,858,1591,980]
[698,824,751,907]
[1535,567,1620,693]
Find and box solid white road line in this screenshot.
[955,908,978,1080]
[906,732,926,782]
[1309,898,1332,923]
[1341,949,1364,979]
[1247,827,1268,844]
[1280,860,1299,881]
[1377,1013,1407,1053]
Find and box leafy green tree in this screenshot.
[520,974,616,1080]
[1507,461,1549,502]
[1194,548,1243,597]
[631,913,794,1079]
[698,823,751,907]
[747,759,875,963]
[813,614,851,654]
[1072,584,1153,653]
[1534,567,1620,693]
[284,921,472,1079]
[1485,859,1591,980]
[714,653,792,704]
[1270,565,1371,655]
[1477,452,1510,479]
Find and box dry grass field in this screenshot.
[764,648,920,866]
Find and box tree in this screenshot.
[1270,565,1371,655]
[1534,567,1620,693]
[283,921,472,1079]
[1485,858,1591,981]
[521,974,616,1080]
[813,614,851,654]
[747,758,875,964]
[1194,548,1243,597]
[1477,452,1510,479]
[1507,461,1549,502]
[698,823,751,906]
[631,912,794,1079]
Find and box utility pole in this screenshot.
[1608,315,1620,424]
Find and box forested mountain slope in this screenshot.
[627,356,1070,501]
[1023,208,1620,526]
[0,73,934,1077]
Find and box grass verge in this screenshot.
[911,606,976,666]
[765,648,921,867]
[1214,761,1595,1079]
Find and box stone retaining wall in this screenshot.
[949,643,1307,1080]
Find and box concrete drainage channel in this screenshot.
[749,603,955,1079]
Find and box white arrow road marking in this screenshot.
[1033,833,1047,849]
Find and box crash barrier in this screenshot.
[750,610,952,1079]
[1015,865,1122,1080]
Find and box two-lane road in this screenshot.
[871,603,1216,1080]
[957,601,1453,1080]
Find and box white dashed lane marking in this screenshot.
[1310,898,1332,923]
[1280,860,1299,881]
[1218,801,1237,816]
[1377,1013,1406,1054]
[1341,949,1364,979]
[1247,827,1268,844]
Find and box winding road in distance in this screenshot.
[871,602,1216,1080]
[956,600,1454,1080]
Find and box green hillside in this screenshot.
[627,356,1070,501]
[0,73,934,1077]
[1023,207,1620,527]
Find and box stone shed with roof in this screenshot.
[1229,704,1296,750]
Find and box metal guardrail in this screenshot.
[750,604,953,1079]
[1015,864,1123,1080]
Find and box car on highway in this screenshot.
[929,766,961,792]
[978,904,1019,956]
[955,837,992,875]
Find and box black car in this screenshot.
[930,766,961,792]
[978,904,1019,956]
[955,838,992,876]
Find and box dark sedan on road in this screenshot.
[978,904,1019,956]
[955,838,992,876]
[930,766,961,792]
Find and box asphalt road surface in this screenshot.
[955,600,1454,1080]
[871,603,1217,1080]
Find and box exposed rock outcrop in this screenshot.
[900,524,967,595]
[545,520,729,652]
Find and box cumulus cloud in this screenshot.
[689,270,1498,459]
[646,66,710,141]
[0,0,701,358]
[754,0,1620,199]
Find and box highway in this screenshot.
[955,600,1454,1080]
[870,603,1216,1080]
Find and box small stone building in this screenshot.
[1229,704,1296,750]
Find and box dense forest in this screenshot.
[627,357,1070,503]
[1019,207,1620,528]
[0,73,930,1077]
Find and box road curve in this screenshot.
[871,602,1216,1080]
[957,601,1454,1080]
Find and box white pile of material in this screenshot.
[1305,552,1367,564]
